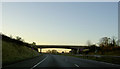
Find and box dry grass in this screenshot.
[2,40,40,65]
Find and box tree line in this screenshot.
[85,36,120,55]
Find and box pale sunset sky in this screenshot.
[2,2,118,46]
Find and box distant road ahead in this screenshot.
[3,54,120,69]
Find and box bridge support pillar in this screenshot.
[71,49,74,54]
[71,49,77,54]
[40,48,42,53]
[38,48,42,53]
[77,48,80,54]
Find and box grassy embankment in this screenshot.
[2,35,40,66]
[88,48,120,56]
[59,52,120,65]
[76,55,120,65]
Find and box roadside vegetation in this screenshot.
[76,55,120,65]
[67,36,120,56]
[59,53,120,65]
[85,36,120,56]
[1,34,40,66]
[58,36,120,65]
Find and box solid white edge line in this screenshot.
[74,64,79,67]
[30,56,48,69]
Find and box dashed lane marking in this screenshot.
[74,64,79,67]
[30,56,48,69]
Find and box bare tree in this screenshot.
[46,50,51,53]
[16,36,24,42]
[87,40,91,46]
[111,36,117,46]
[116,38,120,46]
[51,50,58,54]
[99,37,109,47]
[32,42,36,45]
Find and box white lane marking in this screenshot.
[74,64,79,67]
[30,56,48,69]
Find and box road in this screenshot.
[3,54,120,69]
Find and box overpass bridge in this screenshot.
[36,45,88,54]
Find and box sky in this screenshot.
[1,0,119,2]
[2,2,118,46]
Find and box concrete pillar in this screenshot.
[71,49,75,54]
[38,48,42,53]
[40,48,42,53]
[77,48,80,54]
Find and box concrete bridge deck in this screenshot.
[35,45,88,54]
[36,45,87,49]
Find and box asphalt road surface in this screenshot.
[3,54,120,69]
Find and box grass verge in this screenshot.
[59,54,120,65]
